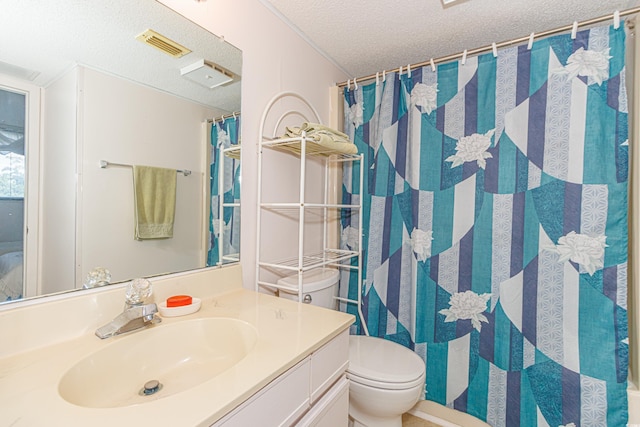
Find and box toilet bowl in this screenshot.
[348,335,426,427]
[276,269,426,426]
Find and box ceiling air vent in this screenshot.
[136,29,191,58]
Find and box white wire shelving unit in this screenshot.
[256,92,368,335]
[217,144,241,265]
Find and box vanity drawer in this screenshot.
[213,358,311,427]
[296,375,349,427]
[310,329,349,403]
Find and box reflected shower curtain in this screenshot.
[207,116,241,266]
[341,24,629,426]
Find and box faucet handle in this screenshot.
[125,278,153,306]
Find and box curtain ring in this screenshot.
[430,58,436,72]
[527,32,535,50]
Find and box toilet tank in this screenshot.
[276,269,339,309]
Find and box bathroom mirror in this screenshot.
[0,0,242,304]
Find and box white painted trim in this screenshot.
[74,66,83,289]
[201,120,211,267]
[408,400,491,427]
[630,382,640,424]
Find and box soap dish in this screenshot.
[158,298,201,317]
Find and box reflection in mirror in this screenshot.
[0,0,242,304]
[0,88,25,302]
[208,115,241,266]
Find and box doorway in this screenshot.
[0,77,40,302]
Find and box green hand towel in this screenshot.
[133,165,177,240]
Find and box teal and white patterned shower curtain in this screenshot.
[341,24,629,426]
[207,117,241,266]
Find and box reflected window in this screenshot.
[0,88,25,199]
[0,141,25,198]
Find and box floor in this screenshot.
[402,413,443,427]
[403,400,492,427]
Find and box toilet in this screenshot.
[277,269,426,427]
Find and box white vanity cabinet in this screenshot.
[213,329,349,427]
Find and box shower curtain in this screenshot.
[341,24,629,426]
[207,117,241,266]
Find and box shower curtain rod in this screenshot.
[209,111,241,124]
[337,7,640,88]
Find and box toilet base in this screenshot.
[348,386,415,427]
[347,373,423,427]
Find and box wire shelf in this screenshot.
[261,136,361,160]
[258,249,359,272]
[260,202,360,210]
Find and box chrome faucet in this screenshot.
[95,278,161,339]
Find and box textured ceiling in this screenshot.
[0,0,242,114]
[261,0,640,82]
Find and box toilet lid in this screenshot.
[348,335,425,385]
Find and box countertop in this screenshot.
[0,289,354,426]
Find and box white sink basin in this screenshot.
[58,317,258,408]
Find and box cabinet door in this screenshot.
[310,330,349,403]
[213,358,310,427]
[296,375,349,427]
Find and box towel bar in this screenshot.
[99,160,191,176]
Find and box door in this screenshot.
[0,76,40,301]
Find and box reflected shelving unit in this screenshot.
[218,144,241,265]
[209,113,241,268]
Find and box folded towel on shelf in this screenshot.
[286,122,350,141]
[280,122,358,156]
[133,165,177,240]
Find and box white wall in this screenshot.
[77,67,217,285]
[158,0,349,288]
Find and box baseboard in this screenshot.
[629,385,640,425]
[411,395,640,426]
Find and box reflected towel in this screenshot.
[133,165,177,240]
